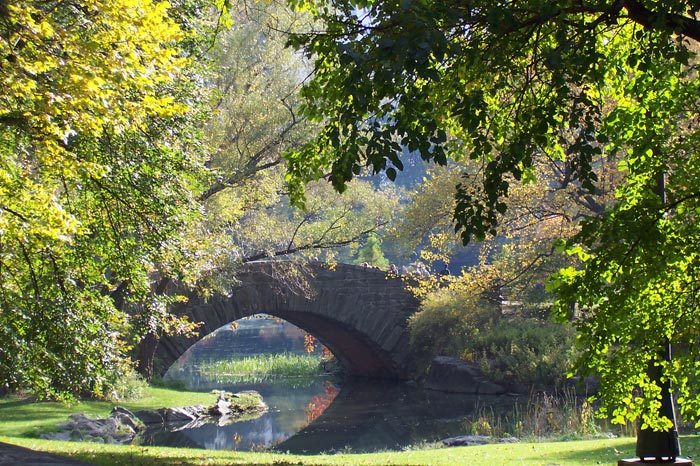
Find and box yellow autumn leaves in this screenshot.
[0,0,192,245]
[0,0,188,160]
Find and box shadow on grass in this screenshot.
[13,437,700,466]
[0,388,226,439]
[0,399,36,410]
[0,404,80,425]
[551,438,635,464]
[45,440,699,466]
[0,398,111,438]
[53,449,311,466]
[554,436,699,465]
[149,379,191,392]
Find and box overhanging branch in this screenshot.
[241,221,387,263]
[623,0,700,43]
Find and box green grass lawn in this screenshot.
[1,435,699,465]
[1,386,698,465]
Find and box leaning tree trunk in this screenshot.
[135,277,171,380]
[136,331,159,381]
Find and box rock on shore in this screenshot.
[40,390,267,444]
[423,356,507,394]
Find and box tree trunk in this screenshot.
[135,277,171,380]
[136,332,158,381]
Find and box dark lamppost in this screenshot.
[618,173,693,465]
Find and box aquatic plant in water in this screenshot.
[195,352,332,386]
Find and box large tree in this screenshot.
[0,0,211,399]
[196,1,397,270]
[187,2,395,276]
[283,0,700,434]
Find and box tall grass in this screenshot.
[196,353,326,384]
[464,389,636,440]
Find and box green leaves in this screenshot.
[284,0,700,429]
[550,148,700,426]
[0,0,211,399]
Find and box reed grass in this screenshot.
[196,352,325,383]
[464,388,637,440]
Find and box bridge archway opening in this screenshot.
[164,314,342,380]
[154,262,419,380]
[162,309,402,380]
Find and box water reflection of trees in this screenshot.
[306,382,340,423]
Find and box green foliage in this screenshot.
[465,320,575,389]
[197,352,324,384]
[198,3,397,271]
[0,0,212,399]
[386,166,461,257]
[107,370,149,403]
[409,272,574,388]
[284,0,700,429]
[352,233,390,269]
[409,304,470,369]
[409,290,574,388]
[549,157,700,429]
[466,391,612,440]
[409,283,497,368]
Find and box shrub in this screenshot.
[464,319,575,388]
[107,369,148,402]
[409,278,576,388]
[408,285,500,370]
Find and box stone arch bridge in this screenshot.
[154,261,420,379]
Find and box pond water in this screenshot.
[155,315,517,453]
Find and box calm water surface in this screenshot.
[151,316,514,453]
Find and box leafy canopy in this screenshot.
[0,0,209,399]
[284,0,700,428]
[199,1,397,268]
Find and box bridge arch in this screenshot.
[154,262,420,379]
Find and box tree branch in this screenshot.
[287,214,311,252]
[0,205,29,222]
[199,102,304,202]
[241,221,387,263]
[623,0,700,42]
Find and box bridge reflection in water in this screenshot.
[274,381,512,454]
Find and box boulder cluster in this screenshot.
[41,390,267,444]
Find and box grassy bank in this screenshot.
[0,387,260,438]
[197,352,326,383]
[2,435,699,465]
[2,386,698,465]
